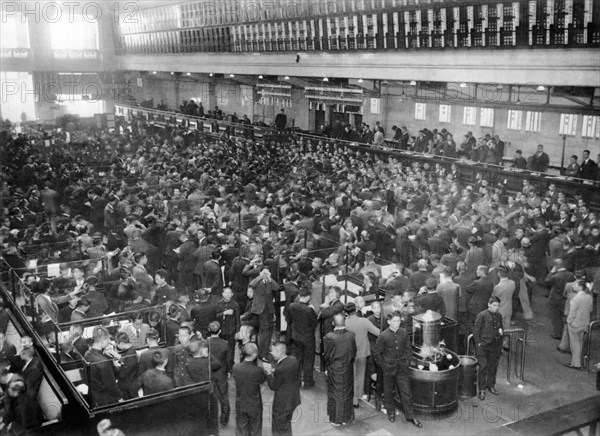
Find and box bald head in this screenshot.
[554,258,565,269]
[333,312,346,328]
[243,342,258,361]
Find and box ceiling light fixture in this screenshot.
[170,72,175,75]
[459,82,467,88]
[209,73,214,77]
[284,76,290,80]
[258,75,264,79]
[537,85,545,91]
[186,72,191,76]
[410,80,417,86]
[322,77,329,82]
[229,74,235,78]
[357,78,364,84]
[152,71,157,75]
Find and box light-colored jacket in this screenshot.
[567,291,593,333]
[345,314,380,359]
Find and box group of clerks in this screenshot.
[231,308,425,436]
[232,291,521,435]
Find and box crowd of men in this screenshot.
[0,113,599,434]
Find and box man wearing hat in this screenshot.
[345,302,380,408]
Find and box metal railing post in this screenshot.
[466,333,475,355]
[86,361,93,408]
[54,323,61,364]
[584,320,600,373]
[504,328,526,383]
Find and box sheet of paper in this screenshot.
[47,263,61,278]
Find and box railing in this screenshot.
[0,47,30,58]
[503,327,526,383]
[113,104,600,212]
[584,320,600,373]
[465,328,527,383]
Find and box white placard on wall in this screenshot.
[439,104,452,123]
[414,102,426,120]
[370,98,381,114]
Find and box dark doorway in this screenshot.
[351,113,363,127]
[330,110,349,127]
[314,109,325,132]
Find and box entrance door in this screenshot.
[314,109,325,132]
[330,110,349,127]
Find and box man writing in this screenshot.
[263,342,301,436]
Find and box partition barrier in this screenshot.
[584,320,600,373]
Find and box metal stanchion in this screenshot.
[504,327,526,383]
[466,333,476,355]
[584,320,600,373]
[86,361,93,407]
[54,323,61,364]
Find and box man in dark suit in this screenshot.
[580,149,598,181]
[192,233,216,289]
[544,259,575,339]
[70,325,89,358]
[177,232,197,292]
[137,349,174,395]
[137,329,163,376]
[19,346,43,402]
[474,297,503,399]
[203,250,224,297]
[208,322,230,427]
[465,265,494,334]
[527,144,551,173]
[84,327,123,406]
[115,332,139,400]
[318,286,345,336]
[216,287,240,373]
[373,312,422,428]
[249,268,279,361]
[565,155,581,177]
[230,249,251,312]
[287,289,318,389]
[232,343,266,436]
[275,109,287,131]
[191,289,219,339]
[86,188,108,232]
[263,342,301,436]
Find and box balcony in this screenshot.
[1,48,30,58]
[53,49,99,60]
